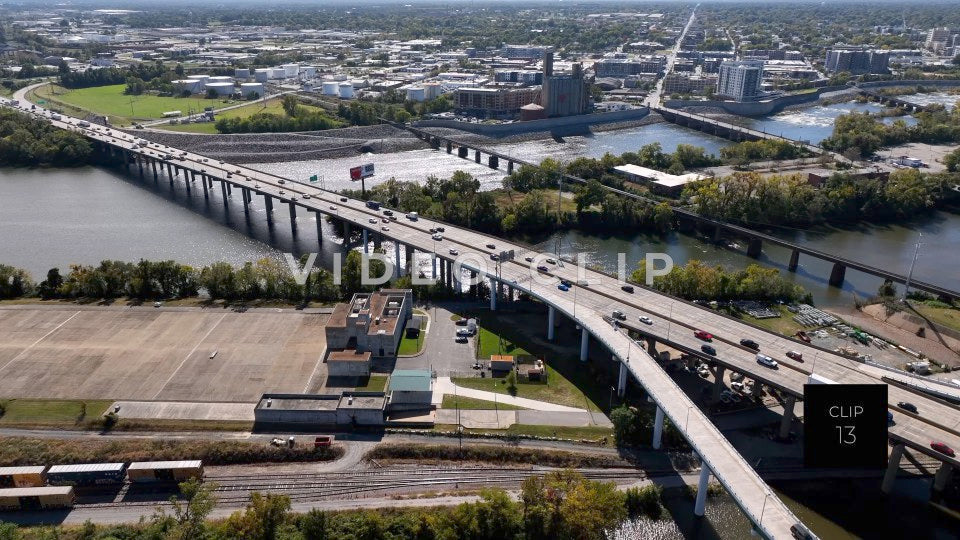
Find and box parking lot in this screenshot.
[0,306,329,402]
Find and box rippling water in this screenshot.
[898,91,959,110]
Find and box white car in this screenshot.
[329,205,338,211]
[431,233,443,241]
[449,248,459,256]
[639,316,653,325]
[756,354,778,369]
[368,218,378,224]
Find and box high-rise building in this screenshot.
[716,60,763,102]
[926,27,953,51]
[824,47,889,74]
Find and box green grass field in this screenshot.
[476,323,532,358]
[453,361,601,411]
[441,394,525,410]
[356,375,389,392]
[156,97,293,133]
[436,424,613,441]
[33,84,240,125]
[397,314,428,356]
[0,399,113,428]
[912,302,960,334]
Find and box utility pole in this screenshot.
[902,232,923,302]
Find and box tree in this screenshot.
[878,279,896,297]
[164,478,216,540]
[299,509,328,540]
[945,147,960,172]
[505,369,518,397]
[282,94,299,117]
[200,261,237,300]
[574,179,606,213]
[0,265,33,299]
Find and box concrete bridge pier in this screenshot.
[264,196,274,226]
[547,306,555,340]
[394,242,402,278]
[474,149,481,163]
[406,245,415,277]
[430,137,440,150]
[488,155,499,169]
[881,443,906,494]
[446,260,454,289]
[166,163,174,188]
[240,188,249,214]
[580,327,589,362]
[507,161,514,174]
[219,182,229,208]
[694,460,711,516]
[362,228,369,254]
[788,249,800,272]
[747,238,762,258]
[184,172,191,195]
[137,156,144,178]
[617,360,628,397]
[489,277,497,311]
[288,202,297,234]
[439,257,446,285]
[343,221,351,250]
[933,463,955,494]
[151,160,158,183]
[652,405,665,449]
[711,365,726,402]
[314,211,323,246]
[829,263,846,287]
[470,271,477,297]
[458,147,468,159]
[779,396,797,439]
[226,183,232,196]
[646,337,658,356]
[446,141,452,154]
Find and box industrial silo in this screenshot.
[322,81,339,96]
[338,82,354,99]
[254,69,270,82]
[204,82,235,96]
[240,82,264,99]
[234,68,250,80]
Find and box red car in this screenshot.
[930,441,955,457]
[694,330,713,341]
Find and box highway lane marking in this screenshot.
[0,310,81,375]
[152,312,228,400]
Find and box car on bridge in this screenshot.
[930,441,955,457]
[786,350,804,362]
[897,401,918,414]
[701,344,717,356]
[756,354,778,369]
[537,265,549,273]
[621,285,634,293]
[639,316,653,325]
[694,330,713,341]
[449,248,459,256]
[739,338,759,351]
[557,284,570,292]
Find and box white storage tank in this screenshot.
[204,82,235,96]
[254,69,270,82]
[270,68,285,80]
[207,76,233,83]
[282,64,299,78]
[240,83,264,99]
[322,81,339,96]
[406,86,425,102]
[424,82,442,100]
[338,82,354,99]
[301,66,317,78]
[234,68,250,80]
[172,79,200,94]
[187,74,209,83]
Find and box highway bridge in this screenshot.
[397,122,959,301]
[8,98,960,538]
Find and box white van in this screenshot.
[406,212,419,221]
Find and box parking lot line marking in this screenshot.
[152,313,228,399]
[0,310,80,374]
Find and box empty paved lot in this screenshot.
[0,307,329,401]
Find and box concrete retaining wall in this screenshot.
[413,108,650,137]
[664,86,850,116]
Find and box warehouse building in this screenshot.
[254,392,387,428]
[454,86,541,118]
[614,164,708,196]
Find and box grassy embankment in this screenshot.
[0,436,342,467]
[440,394,525,410]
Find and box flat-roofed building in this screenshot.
[325,289,412,359]
[614,164,707,196]
[387,369,434,407]
[454,86,541,118]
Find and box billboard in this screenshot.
[350,163,375,181]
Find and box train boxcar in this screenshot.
[127,461,203,483]
[46,463,127,486]
[0,466,46,488]
[0,486,75,511]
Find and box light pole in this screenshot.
[903,232,923,303]
[685,404,693,431]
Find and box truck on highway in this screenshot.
[365,200,381,210]
[807,373,837,385]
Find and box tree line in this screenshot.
[0,108,91,167]
[1,469,675,540]
[632,259,810,304]
[822,103,960,157]
[683,169,959,227]
[58,61,169,89]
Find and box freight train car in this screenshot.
[126,461,203,483]
[46,463,127,486]
[0,466,46,488]
[0,486,75,511]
